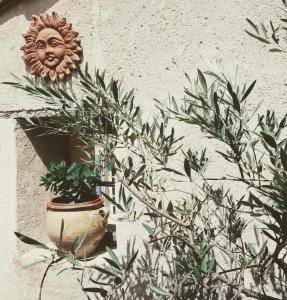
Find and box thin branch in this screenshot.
[115,171,189,227]
[77,275,92,300]
[150,236,280,300]
[205,177,270,182]
[149,234,193,248]
[263,242,287,269]
[38,255,55,300]
[219,264,260,275]
[274,257,287,276]
[213,273,282,300]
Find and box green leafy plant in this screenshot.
[41,160,101,203]
[9,62,287,299]
[6,1,287,299]
[14,231,139,300]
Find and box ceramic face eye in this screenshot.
[49,37,62,47]
[36,40,46,49]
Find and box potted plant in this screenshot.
[41,160,109,258]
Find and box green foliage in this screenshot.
[41,160,101,203]
[245,1,287,53]
[8,61,287,299]
[14,232,51,251]
[6,5,287,296]
[183,148,208,178]
[85,246,139,298]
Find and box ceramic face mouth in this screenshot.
[44,54,61,67]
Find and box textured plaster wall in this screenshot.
[0,0,286,114]
[0,118,19,299]
[0,0,286,299]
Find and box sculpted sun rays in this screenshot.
[21,12,83,82]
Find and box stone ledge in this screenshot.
[0,108,58,119]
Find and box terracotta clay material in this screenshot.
[47,197,109,258]
[21,12,83,82]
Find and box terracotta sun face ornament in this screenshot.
[21,12,83,82]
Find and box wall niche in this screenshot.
[15,115,116,253]
[16,116,91,249]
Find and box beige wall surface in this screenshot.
[0,0,286,299]
[0,0,286,114]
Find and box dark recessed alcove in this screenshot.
[15,115,116,251]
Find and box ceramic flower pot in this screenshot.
[46,197,109,258]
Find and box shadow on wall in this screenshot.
[17,118,93,168]
[0,0,59,26]
[17,119,71,168]
[90,238,152,300]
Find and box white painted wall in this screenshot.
[0,118,20,299]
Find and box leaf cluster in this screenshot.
[41,160,101,203]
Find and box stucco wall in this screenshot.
[0,118,19,299]
[0,0,286,299]
[0,0,286,113]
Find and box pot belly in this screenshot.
[47,207,109,258]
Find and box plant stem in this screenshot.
[205,177,269,182]
[149,234,193,248]
[219,264,260,275]
[213,273,281,300]
[115,171,189,227]
[38,255,55,300]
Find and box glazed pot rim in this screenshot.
[47,197,104,211]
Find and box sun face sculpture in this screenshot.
[21,12,83,82]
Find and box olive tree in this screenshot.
[6,1,287,299]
